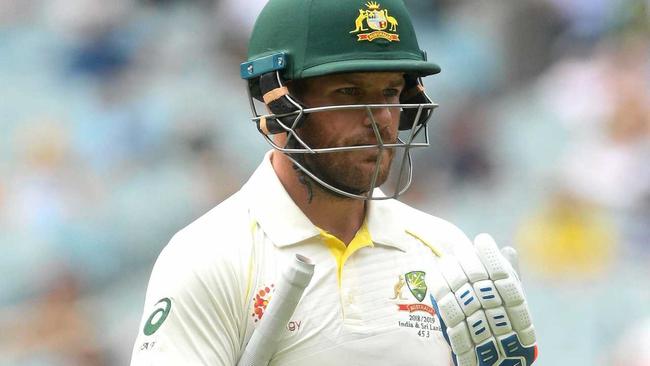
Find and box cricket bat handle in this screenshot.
[237,254,315,366]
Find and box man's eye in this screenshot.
[337,87,361,96]
[383,88,401,97]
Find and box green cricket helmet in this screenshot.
[240,0,440,200]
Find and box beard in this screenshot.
[288,125,397,198]
[303,148,395,196]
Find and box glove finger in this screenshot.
[439,256,468,292]
[474,233,509,281]
[427,262,453,300]
[437,256,482,320]
[436,291,466,328]
[430,293,472,366]
[506,302,533,333]
[455,350,477,366]
[494,277,525,307]
[455,246,489,283]
[446,322,473,355]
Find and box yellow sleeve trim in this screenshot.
[245,220,258,303]
[405,229,443,257]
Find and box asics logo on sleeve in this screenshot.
[143,298,172,336]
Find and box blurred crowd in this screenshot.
[0,0,648,364]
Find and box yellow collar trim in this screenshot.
[318,222,374,287]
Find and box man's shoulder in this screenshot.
[387,199,474,255]
[139,190,255,318]
[155,190,254,274]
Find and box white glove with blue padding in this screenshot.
[428,234,538,366]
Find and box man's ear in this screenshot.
[272,132,289,146]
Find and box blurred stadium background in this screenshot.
[0,0,648,364]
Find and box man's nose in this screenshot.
[363,105,398,133]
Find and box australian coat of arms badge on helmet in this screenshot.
[350,1,400,42]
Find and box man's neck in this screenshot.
[271,151,365,245]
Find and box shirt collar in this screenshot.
[365,195,411,252]
[243,151,320,246]
[243,151,411,251]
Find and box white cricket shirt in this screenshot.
[131,152,475,365]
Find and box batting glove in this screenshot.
[428,234,538,366]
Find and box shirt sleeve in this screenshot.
[130,232,249,366]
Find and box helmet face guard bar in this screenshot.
[245,71,439,200]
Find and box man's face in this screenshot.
[290,72,405,196]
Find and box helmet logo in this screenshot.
[350,2,400,42]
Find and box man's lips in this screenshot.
[349,139,397,147]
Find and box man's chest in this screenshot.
[247,243,452,365]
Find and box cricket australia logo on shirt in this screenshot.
[349,1,400,42]
[405,271,427,302]
[391,271,441,337]
[397,271,435,315]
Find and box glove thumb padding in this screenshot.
[500,246,520,278]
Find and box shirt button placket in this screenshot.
[342,258,363,325]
